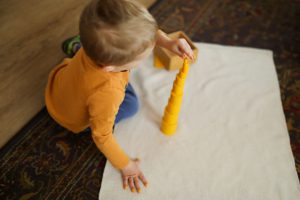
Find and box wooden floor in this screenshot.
[0,0,156,147]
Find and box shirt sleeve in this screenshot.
[87,87,130,169]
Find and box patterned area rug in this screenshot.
[1,0,299,199]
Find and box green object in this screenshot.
[61,35,81,57]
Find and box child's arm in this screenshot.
[87,88,130,169]
[87,87,148,193]
[155,29,194,61]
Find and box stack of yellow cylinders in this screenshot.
[160,58,190,135]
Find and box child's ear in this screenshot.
[102,66,115,72]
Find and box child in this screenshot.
[45,0,194,193]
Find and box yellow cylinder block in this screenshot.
[160,58,190,135]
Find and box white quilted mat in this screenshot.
[99,43,300,200]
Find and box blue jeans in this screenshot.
[83,83,139,132]
[115,83,139,123]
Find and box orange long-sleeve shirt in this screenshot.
[45,48,130,169]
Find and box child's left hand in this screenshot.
[165,38,194,61]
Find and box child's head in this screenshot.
[79,0,158,72]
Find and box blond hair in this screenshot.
[79,0,158,66]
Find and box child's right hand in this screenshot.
[120,158,148,193]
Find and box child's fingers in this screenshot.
[180,46,193,60]
[134,177,141,193]
[128,177,135,192]
[178,47,186,58]
[179,39,194,60]
[183,43,194,60]
[122,176,128,190]
[138,172,148,187]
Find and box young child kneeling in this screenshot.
[45,0,194,193]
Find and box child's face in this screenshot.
[102,45,154,72]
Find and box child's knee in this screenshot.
[128,97,139,116]
[115,96,138,124]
